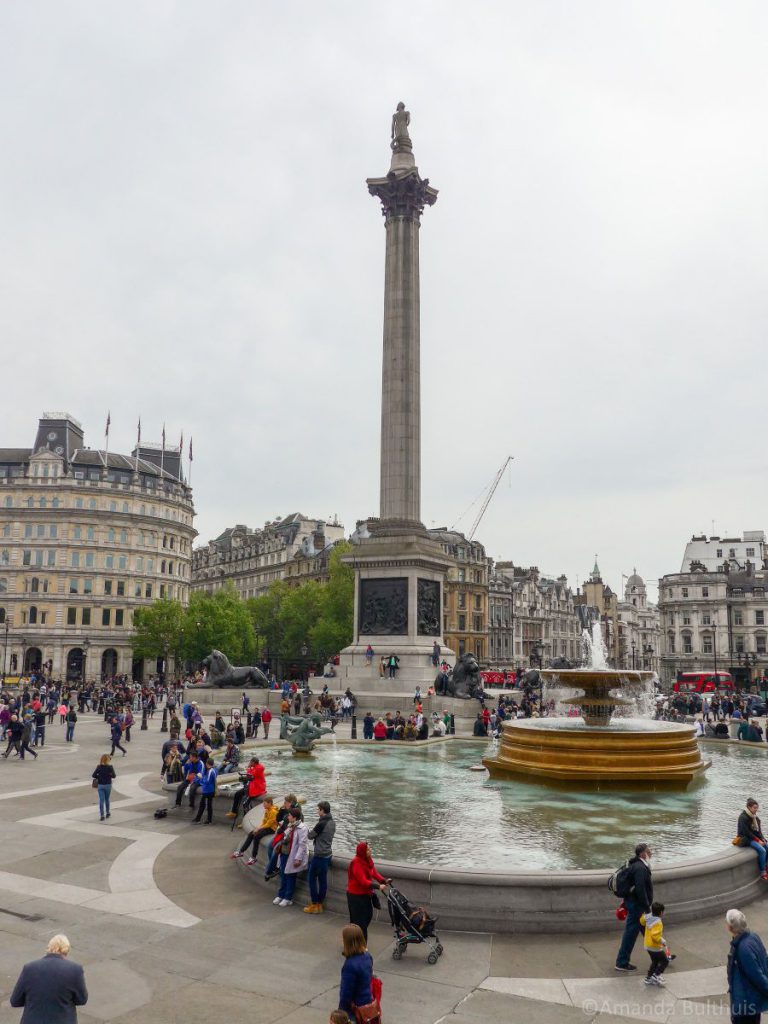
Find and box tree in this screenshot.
[132,599,185,663]
[248,580,289,666]
[181,587,257,667]
[310,543,354,660]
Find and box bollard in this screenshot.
[449,713,456,735]
[141,707,148,731]
[246,710,252,736]
[160,706,168,733]
[97,697,104,714]
[351,714,357,739]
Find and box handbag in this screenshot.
[91,779,98,789]
[352,1001,381,1024]
[370,892,381,910]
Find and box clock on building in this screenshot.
[54,446,64,455]
[47,431,57,441]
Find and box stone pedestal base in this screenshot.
[340,522,453,690]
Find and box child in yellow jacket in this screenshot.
[640,901,669,986]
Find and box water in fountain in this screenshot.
[581,620,609,670]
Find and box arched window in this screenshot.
[39,497,46,508]
[27,497,34,508]
[29,606,37,624]
[108,528,115,543]
[122,502,129,513]
[52,497,60,508]
[120,529,127,544]
[31,577,39,593]
[88,498,96,510]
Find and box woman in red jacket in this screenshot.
[346,841,390,942]
[226,756,268,818]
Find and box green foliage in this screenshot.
[132,544,355,673]
[132,598,185,659]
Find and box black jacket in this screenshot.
[738,810,765,845]
[626,856,653,912]
[10,953,88,1023]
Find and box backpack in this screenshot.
[608,860,634,898]
[154,808,168,819]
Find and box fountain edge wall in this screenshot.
[238,844,765,934]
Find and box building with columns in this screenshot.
[0,412,195,682]
[615,572,661,674]
[658,532,768,686]
[427,529,488,662]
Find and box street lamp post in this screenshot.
[631,640,636,670]
[643,643,654,671]
[82,637,90,685]
[21,637,27,681]
[2,619,9,681]
[300,642,308,683]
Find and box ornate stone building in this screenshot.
[428,529,488,663]
[658,533,768,686]
[0,412,195,682]
[192,515,346,599]
[489,562,581,669]
[616,572,661,674]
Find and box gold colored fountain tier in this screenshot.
[483,669,710,788]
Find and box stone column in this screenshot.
[367,121,437,526]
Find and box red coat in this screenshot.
[261,709,272,723]
[347,844,386,895]
[246,763,266,798]
[373,721,387,739]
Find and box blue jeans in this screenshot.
[308,855,331,903]
[265,842,280,876]
[98,784,111,817]
[616,898,645,967]
[66,724,75,742]
[277,855,298,901]
[750,840,767,873]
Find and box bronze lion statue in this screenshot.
[201,650,269,688]
[435,653,483,699]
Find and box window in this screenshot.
[122,502,129,513]
[683,634,692,654]
[458,593,466,609]
[70,552,80,568]
[667,633,675,653]
[716,549,723,558]
[73,526,81,540]
[703,636,713,654]
[36,524,44,538]
[120,529,127,544]
[109,501,117,512]
[102,609,111,626]
[29,606,37,624]
[118,556,127,570]
[105,555,114,569]
[108,528,115,543]
[40,611,47,624]
[115,609,124,627]
[736,635,745,654]
[117,581,125,597]
[82,608,91,626]
[758,635,767,655]
[473,615,482,632]
[682,588,688,598]
[1,525,8,537]
[49,525,57,539]
[88,498,96,510]
[134,582,142,597]
[67,607,77,625]
[147,558,154,572]
[84,579,93,595]
[730,548,736,558]
[4,497,11,508]
[26,497,33,508]
[757,611,765,626]
[747,548,755,557]
[136,556,143,571]
[52,497,59,507]
[87,527,94,541]
[85,552,94,568]
[458,614,466,631]
[38,498,46,509]
[702,613,711,625]
[69,579,78,595]
[457,569,465,583]
[0,550,8,566]
[702,587,709,597]
[474,594,481,610]
[47,551,55,567]
[75,497,83,509]
[24,525,32,538]
[735,610,743,626]
[0,608,4,623]
[145,584,152,598]
[104,580,113,596]
[683,614,691,625]
[0,579,6,594]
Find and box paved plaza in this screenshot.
[0,710,763,1023]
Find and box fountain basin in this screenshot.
[484,718,710,786]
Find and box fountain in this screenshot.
[483,623,710,787]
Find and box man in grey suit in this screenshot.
[10,933,88,1023]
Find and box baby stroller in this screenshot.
[385,884,443,964]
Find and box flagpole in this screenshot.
[104,411,111,472]
[179,431,184,484]
[160,423,166,483]
[188,436,193,488]
[135,417,141,475]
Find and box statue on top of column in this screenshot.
[391,102,411,151]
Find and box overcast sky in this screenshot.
[2,1,767,601]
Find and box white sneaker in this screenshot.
[278,899,292,907]
[273,896,282,905]
[651,976,666,987]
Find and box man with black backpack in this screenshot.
[615,842,654,972]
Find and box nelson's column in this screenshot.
[340,103,453,690]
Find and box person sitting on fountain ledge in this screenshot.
[736,799,768,881]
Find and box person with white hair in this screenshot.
[727,909,768,1023]
[10,933,88,1022]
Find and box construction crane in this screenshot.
[451,456,514,541]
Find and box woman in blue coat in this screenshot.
[727,908,768,1022]
[338,924,376,1021]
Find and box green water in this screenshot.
[236,739,767,871]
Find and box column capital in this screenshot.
[367,170,438,222]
